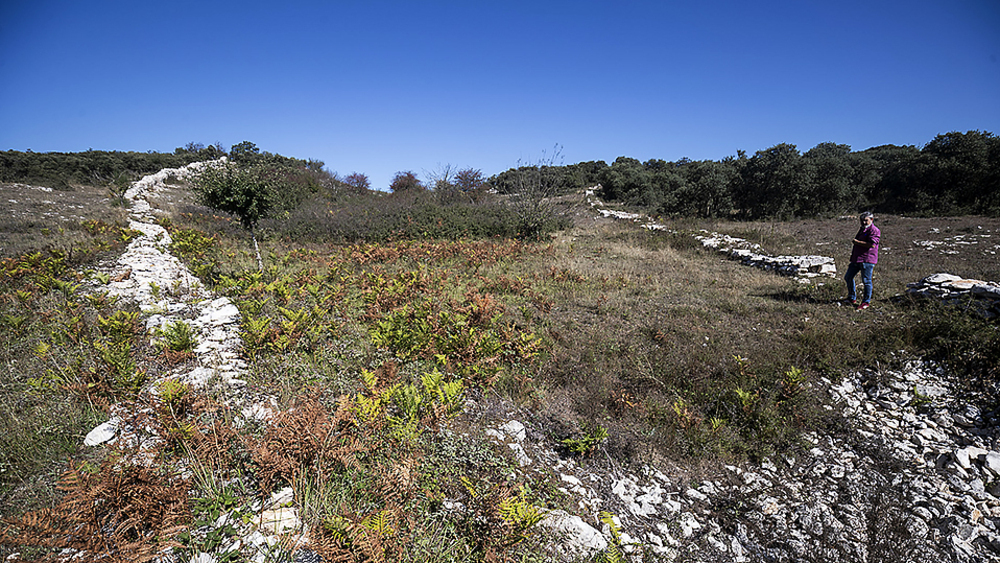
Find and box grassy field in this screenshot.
[2,180,999,560]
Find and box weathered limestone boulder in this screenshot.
[541,510,608,556]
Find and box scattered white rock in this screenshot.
[500,420,527,441]
[83,416,122,446]
[541,510,608,555]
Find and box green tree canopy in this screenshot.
[191,161,278,270]
[736,143,804,219]
[229,141,261,165]
[801,142,857,215]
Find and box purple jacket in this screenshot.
[850,224,880,264]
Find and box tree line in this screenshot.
[5,130,997,222]
[488,130,1000,219]
[0,149,212,190]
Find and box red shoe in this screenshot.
[856,302,870,311]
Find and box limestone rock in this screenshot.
[500,420,527,441]
[541,510,608,555]
[83,416,122,446]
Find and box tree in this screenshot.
[191,161,277,271]
[672,160,735,218]
[736,143,805,219]
[561,160,608,190]
[343,172,371,192]
[505,145,564,240]
[801,142,856,215]
[176,142,204,154]
[389,171,424,192]
[426,164,457,191]
[851,144,920,212]
[597,157,653,205]
[229,141,261,165]
[454,168,485,193]
[918,130,998,214]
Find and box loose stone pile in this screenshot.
[905,273,1000,319]
[688,230,837,280]
[475,355,1000,562]
[590,197,837,281]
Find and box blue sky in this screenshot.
[1,0,998,190]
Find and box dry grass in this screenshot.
[1,183,129,259]
[512,210,1000,463]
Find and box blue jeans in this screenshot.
[845,262,874,303]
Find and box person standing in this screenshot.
[845,212,880,310]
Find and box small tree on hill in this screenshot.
[426,163,457,191]
[191,161,277,271]
[229,141,261,165]
[343,172,371,192]
[389,171,424,192]
[454,168,485,193]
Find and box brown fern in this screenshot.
[246,392,365,496]
[0,452,190,562]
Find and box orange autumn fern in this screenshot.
[244,393,365,496]
[1,454,190,562]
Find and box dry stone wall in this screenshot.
[80,161,312,562]
[589,193,837,282]
[905,273,1000,319]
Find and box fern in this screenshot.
[498,489,547,544]
[421,368,465,418]
[598,511,626,563]
[154,320,198,353]
[392,383,424,420]
[361,510,396,537]
[562,423,608,456]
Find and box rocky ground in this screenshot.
[12,170,999,562]
[485,354,1000,562]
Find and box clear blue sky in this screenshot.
[2,0,998,190]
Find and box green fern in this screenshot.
[598,511,625,563]
[154,320,198,353]
[562,423,608,456]
[421,368,465,417]
[498,490,547,542]
[392,383,424,420]
[361,510,395,536]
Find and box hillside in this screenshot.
[2,163,1000,562]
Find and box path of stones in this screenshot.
[77,165,1000,562]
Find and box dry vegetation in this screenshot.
[0,182,129,259]
[2,181,999,561]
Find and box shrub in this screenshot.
[389,171,424,192]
